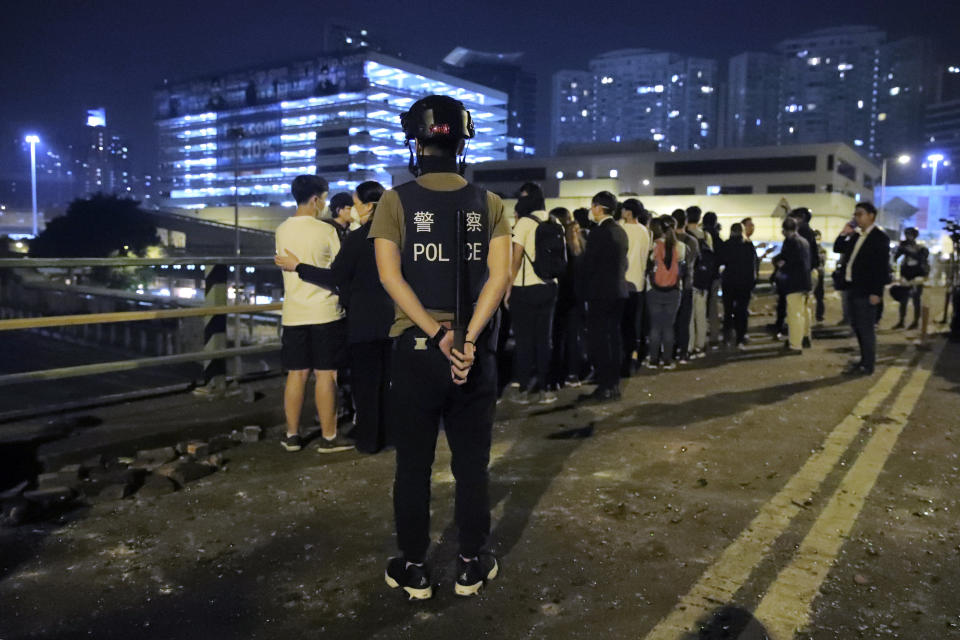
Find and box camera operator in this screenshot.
[891,227,929,330]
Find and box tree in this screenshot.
[29,194,161,288]
[29,193,159,258]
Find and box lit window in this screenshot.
[854,139,864,146]
[807,57,820,66]
[889,86,900,96]
[581,109,589,117]
[571,82,578,89]
[878,113,887,122]
[838,63,853,71]
[671,74,679,83]
[654,84,664,93]
[789,127,795,134]
[857,100,864,109]
[653,133,665,141]
[700,86,714,94]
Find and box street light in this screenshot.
[926,153,946,186]
[879,153,912,220]
[24,135,39,237]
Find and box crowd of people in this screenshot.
[271,94,927,599]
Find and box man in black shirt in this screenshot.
[775,217,812,353]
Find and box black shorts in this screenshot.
[281,320,348,371]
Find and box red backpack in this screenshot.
[650,241,680,290]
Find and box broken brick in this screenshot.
[24,486,77,505]
[99,483,136,501]
[137,474,177,498]
[186,442,210,458]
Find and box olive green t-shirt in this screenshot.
[368,172,510,336]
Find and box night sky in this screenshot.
[2,0,959,176]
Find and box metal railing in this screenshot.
[0,256,282,395]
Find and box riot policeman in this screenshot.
[369,95,512,599]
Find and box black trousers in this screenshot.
[674,289,693,358]
[586,298,625,390]
[549,301,582,387]
[814,269,826,321]
[348,339,391,454]
[510,283,557,392]
[850,294,878,373]
[898,285,924,324]
[621,290,647,365]
[722,290,752,344]
[775,290,787,331]
[390,328,496,563]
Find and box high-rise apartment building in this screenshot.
[725,27,935,158]
[725,52,781,148]
[551,69,596,153]
[776,26,885,155]
[155,52,507,208]
[551,49,718,154]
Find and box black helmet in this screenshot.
[400,95,475,142]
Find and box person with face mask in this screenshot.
[274,175,353,454]
[325,192,359,242]
[275,181,392,454]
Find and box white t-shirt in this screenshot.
[275,216,344,326]
[620,221,652,292]
[512,210,558,287]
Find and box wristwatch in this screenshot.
[427,325,448,349]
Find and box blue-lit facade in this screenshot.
[155,53,508,208]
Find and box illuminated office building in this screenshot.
[155,52,508,208]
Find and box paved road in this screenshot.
[1,294,958,639]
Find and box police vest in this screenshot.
[395,181,489,312]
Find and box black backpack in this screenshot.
[692,236,717,290]
[525,215,567,281]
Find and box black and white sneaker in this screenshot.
[384,557,433,600]
[454,552,499,597]
[280,433,302,452]
[316,433,354,454]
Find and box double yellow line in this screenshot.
[644,340,944,639]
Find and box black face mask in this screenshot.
[416,154,459,175]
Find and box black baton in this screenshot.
[454,208,467,355]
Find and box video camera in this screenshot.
[940,219,960,245]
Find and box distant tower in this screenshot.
[83,109,133,197]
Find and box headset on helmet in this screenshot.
[400,95,475,176]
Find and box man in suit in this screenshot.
[843,202,891,375]
[774,217,812,354]
[578,191,629,402]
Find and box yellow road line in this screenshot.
[643,359,911,640]
[753,341,943,637]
